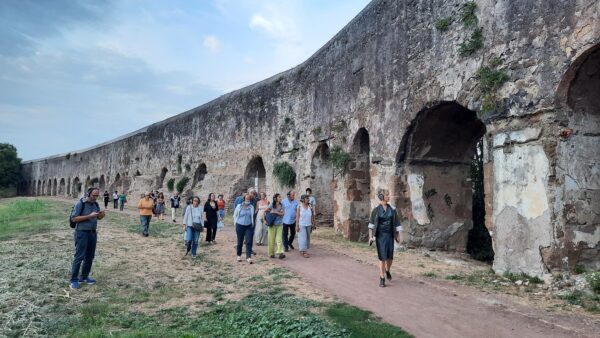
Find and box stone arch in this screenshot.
[99,175,106,191]
[47,179,52,195]
[554,44,600,271]
[59,178,65,195]
[31,180,36,195]
[342,128,371,241]
[66,178,71,197]
[192,164,207,189]
[90,177,99,189]
[52,178,57,196]
[37,180,42,196]
[310,143,334,226]
[396,102,487,254]
[158,167,168,189]
[244,156,266,193]
[72,177,81,198]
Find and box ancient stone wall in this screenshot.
[20,0,599,276]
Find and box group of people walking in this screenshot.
[69,185,403,289]
[232,188,316,264]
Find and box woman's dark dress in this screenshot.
[375,206,395,261]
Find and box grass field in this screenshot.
[0,198,412,337]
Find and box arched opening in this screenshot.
[66,178,71,197]
[555,45,600,271]
[37,181,41,196]
[99,175,106,191]
[245,157,266,193]
[31,180,36,195]
[310,143,334,226]
[396,102,490,258]
[157,167,168,189]
[89,177,99,189]
[192,164,207,189]
[52,178,57,196]
[343,128,371,241]
[47,179,52,195]
[59,178,65,195]
[72,177,81,198]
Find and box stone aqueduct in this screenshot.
[19,0,599,277]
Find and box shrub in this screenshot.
[175,177,189,193]
[478,60,509,112]
[459,27,483,56]
[586,272,600,294]
[312,126,322,135]
[272,162,296,188]
[166,178,175,192]
[329,146,350,174]
[435,17,452,31]
[461,1,478,27]
[574,264,587,274]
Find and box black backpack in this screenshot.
[69,199,98,228]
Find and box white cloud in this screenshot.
[202,35,221,54]
[248,7,299,42]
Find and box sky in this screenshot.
[0,0,371,161]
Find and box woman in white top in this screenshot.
[254,192,270,246]
[182,196,204,258]
[295,194,315,258]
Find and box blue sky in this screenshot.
[0,0,370,160]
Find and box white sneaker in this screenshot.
[237,256,242,262]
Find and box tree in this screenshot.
[0,143,22,188]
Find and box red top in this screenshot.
[217,199,226,210]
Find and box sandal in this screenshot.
[302,252,310,258]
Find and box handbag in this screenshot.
[192,222,204,232]
[265,211,276,227]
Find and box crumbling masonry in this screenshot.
[19,0,599,277]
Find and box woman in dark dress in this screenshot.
[204,193,219,244]
[368,189,402,288]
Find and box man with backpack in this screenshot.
[69,187,105,289]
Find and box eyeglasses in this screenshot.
[91,194,100,197]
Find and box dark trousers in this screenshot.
[236,223,253,258]
[282,223,296,250]
[104,199,109,209]
[113,199,118,208]
[119,201,125,211]
[205,220,217,242]
[71,230,97,281]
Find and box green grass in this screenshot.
[422,271,438,278]
[325,303,413,338]
[0,199,64,240]
[559,290,600,313]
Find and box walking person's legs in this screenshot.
[298,226,307,252]
[120,201,124,211]
[267,226,275,257]
[114,200,118,209]
[282,223,289,251]
[211,222,217,242]
[171,208,176,222]
[205,223,213,243]
[244,225,254,262]
[235,224,244,260]
[191,229,200,257]
[288,223,296,249]
[184,226,192,255]
[275,225,284,258]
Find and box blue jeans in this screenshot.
[71,230,97,282]
[236,223,254,258]
[185,226,200,256]
[140,215,151,235]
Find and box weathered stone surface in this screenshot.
[19,0,600,276]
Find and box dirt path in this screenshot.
[57,197,599,338]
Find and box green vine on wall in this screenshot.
[176,176,189,193]
[167,178,175,192]
[478,57,509,112]
[329,146,350,175]
[273,162,296,188]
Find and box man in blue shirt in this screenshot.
[281,191,298,252]
[69,187,105,289]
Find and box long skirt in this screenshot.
[254,209,267,244]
